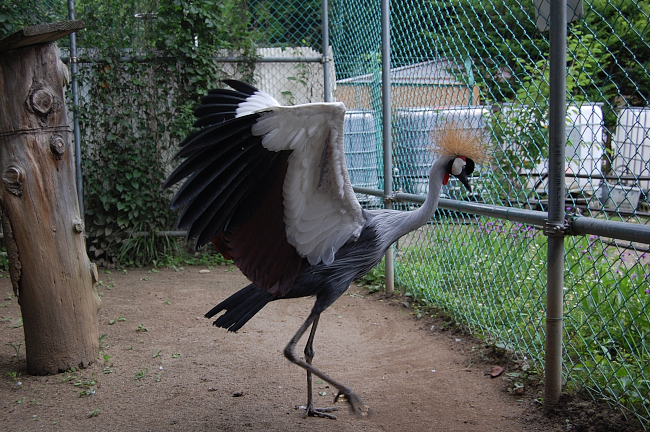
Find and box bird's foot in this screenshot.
[334,390,370,417]
[301,403,340,419]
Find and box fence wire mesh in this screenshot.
[4,0,650,427]
[331,0,650,425]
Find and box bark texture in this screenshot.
[0,42,100,375]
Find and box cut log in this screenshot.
[0,20,85,53]
[0,23,99,375]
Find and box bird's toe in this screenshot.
[303,404,340,419]
[334,390,369,417]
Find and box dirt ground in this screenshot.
[0,265,644,431]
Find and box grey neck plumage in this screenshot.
[393,155,452,240]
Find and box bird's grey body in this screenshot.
[206,154,449,329]
[165,80,481,418]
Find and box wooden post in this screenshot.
[0,21,100,375]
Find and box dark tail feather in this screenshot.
[205,283,274,332]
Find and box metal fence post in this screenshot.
[321,0,331,102]
[545,0,567,410]
[381,0,395,295]
[68,0,84,219]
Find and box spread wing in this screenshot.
[164,80,365,296]
[252,103,365,265]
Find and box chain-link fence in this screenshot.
[4,0,650,427]
[64,0,328,265]
[331,0,650,426]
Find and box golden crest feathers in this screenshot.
[429,123,490,164]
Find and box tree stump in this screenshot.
[0,21,100,375]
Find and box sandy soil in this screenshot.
[0,266,643,431]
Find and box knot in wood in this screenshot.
[73,217,85,233]
[3,164,24,196]
[89,262,99,284]
[50,135,66,159]
[30,88,54,115]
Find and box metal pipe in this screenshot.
[321,0,331,102]
[572,216,650,244]
[61,56,324,64]
[215,56,324,63]
[381,0,395,295]
[128,231,188,238]
[355,187,650,244]
[545,0,568,410]
[82,220,650,245]
[527,172,650,181]
[68,0,84,219]
[396,191,549,222]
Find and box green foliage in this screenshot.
[396,219,650,414]
[72,0,257,266]
[0,248,8,273]
[563,237,650,407]
[153,249,234,269]
[134,367,149,380]
[422,0,547,101]
[0,0,67,39]
[117,227,181,268]
[249,0,322,49]
[483,30,611,202]
[329,0,381,80]
[584,0,650,106]
[419,0,647,107]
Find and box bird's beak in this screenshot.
[456,168,472,192]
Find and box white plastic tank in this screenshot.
[613,107,650,191]
[343,110,380,205]
[394,106,487,195]
[565,103,604,192]
[522,103,604,195]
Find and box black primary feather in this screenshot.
[165,128,260,197]
[173,115,260,160]
[172,138,266,218]
[194,103,240,118]
[189,151,285,248]
[193,112,239,128]
[221,79,258,95]
[206,88,250,97]
[200,94,248,105]
[181,147,270,241]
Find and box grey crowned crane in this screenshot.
[163,80,488,419]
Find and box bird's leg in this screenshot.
[303,315,340,419]
[284,312,369,418]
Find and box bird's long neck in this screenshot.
[397,156,451,237]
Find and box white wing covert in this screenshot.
[251,102,365,265]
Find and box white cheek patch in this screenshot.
[451,158,466,175]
